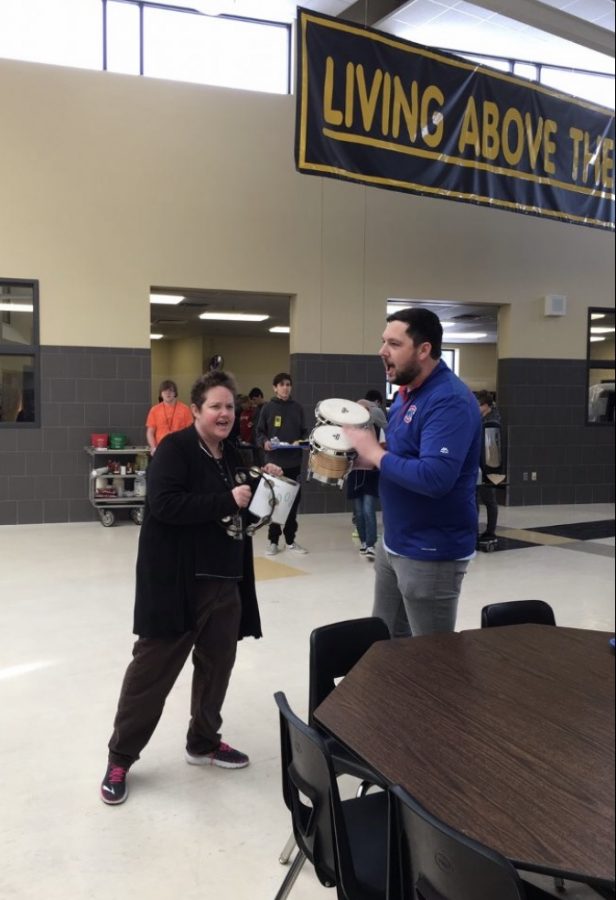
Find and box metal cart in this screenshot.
[85,445,150,527]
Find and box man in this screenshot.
[145,379,193,454]
[345,308,481,637]
[256,372,309,556]
[476,389,502,545]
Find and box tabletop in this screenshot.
[314,625,615,885]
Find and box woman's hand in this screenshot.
[232,484,252,508]
[262,463,283,477]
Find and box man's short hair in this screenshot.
[190,370,237,410]
[273,372,292,387]
[386,308,442,359]
[159,379,178,396]
[248,387,264,400]
[476,390,494,407]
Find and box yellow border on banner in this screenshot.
[300,159,614,229]
[322,128,614,201]
[299,10,614,116]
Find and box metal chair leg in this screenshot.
[279,831,296,865]
[273,850,306,900]
[554,876,566,892]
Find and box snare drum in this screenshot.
[308,424,356,488]
[314,398,370,428]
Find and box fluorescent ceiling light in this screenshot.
[437,321,456,328]
[591,313,606,320]
[269,326,290,334]
[590,327,615,334]
[149,294,185,305]
[0,303,34,312]
[590,336,606,342]
[150,333,164,340]
[199,312,269,322]
[445,332,488,340]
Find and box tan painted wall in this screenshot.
[0,58,613,362]
[447,343,498,392]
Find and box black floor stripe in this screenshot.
[477,536,536,553]
[530,520,615,541]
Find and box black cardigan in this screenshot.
[133,425,262,640]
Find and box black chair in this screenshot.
[279,616,390,866]
[274,691,389,900]
[481,600,556,629]
[389,784,555,900]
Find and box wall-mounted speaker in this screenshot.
[544,294,567,317]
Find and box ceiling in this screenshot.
[152,0,613,344]
[388,300,500,342]
[150,287,292,340]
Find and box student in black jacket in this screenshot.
[256,372,308,556]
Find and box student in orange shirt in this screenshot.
[146,380,193,454]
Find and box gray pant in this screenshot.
[372,541,469,637]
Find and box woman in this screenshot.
[145,379,193,454]
[101,370,282,805]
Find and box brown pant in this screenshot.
[108,579,241,767]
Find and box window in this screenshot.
[587,307,615,425]
[0,279,40,427]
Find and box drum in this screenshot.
[315,397,370,428]
[308,424,356,488]
[248,473,300,528]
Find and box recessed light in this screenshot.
[149,294,185,305]
[269,326,290,334]
[590,327,615,334]
[199,312,269,322]
[150,333,164,340]
[445,332,488,340]
[0,303,34,312]
[591,313,606,320]
[590,336,606,342]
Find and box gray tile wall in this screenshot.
[498,358,615,505]
[291,352,386,514]
[0,346,151,524]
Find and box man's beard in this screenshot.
[390,360,421,386]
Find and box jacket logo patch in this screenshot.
[274,416,282,428]
[440,446,450,454]
[404,404,417,424]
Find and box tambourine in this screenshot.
[221,467,300,538]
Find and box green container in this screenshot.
[109,433,127,449]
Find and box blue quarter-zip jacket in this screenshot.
[380,360,481,561]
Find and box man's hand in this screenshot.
[231,485,252,508]
[343,426,386,469]
[264,440,273,452]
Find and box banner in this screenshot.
[295,8,615,231]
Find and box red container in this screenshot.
[91,433,109,449]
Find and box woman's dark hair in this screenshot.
[386,308,442,359]
[190,370,237,410]
[248,387,264,400]
[476,390,495,407]
[365,389,383,405]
